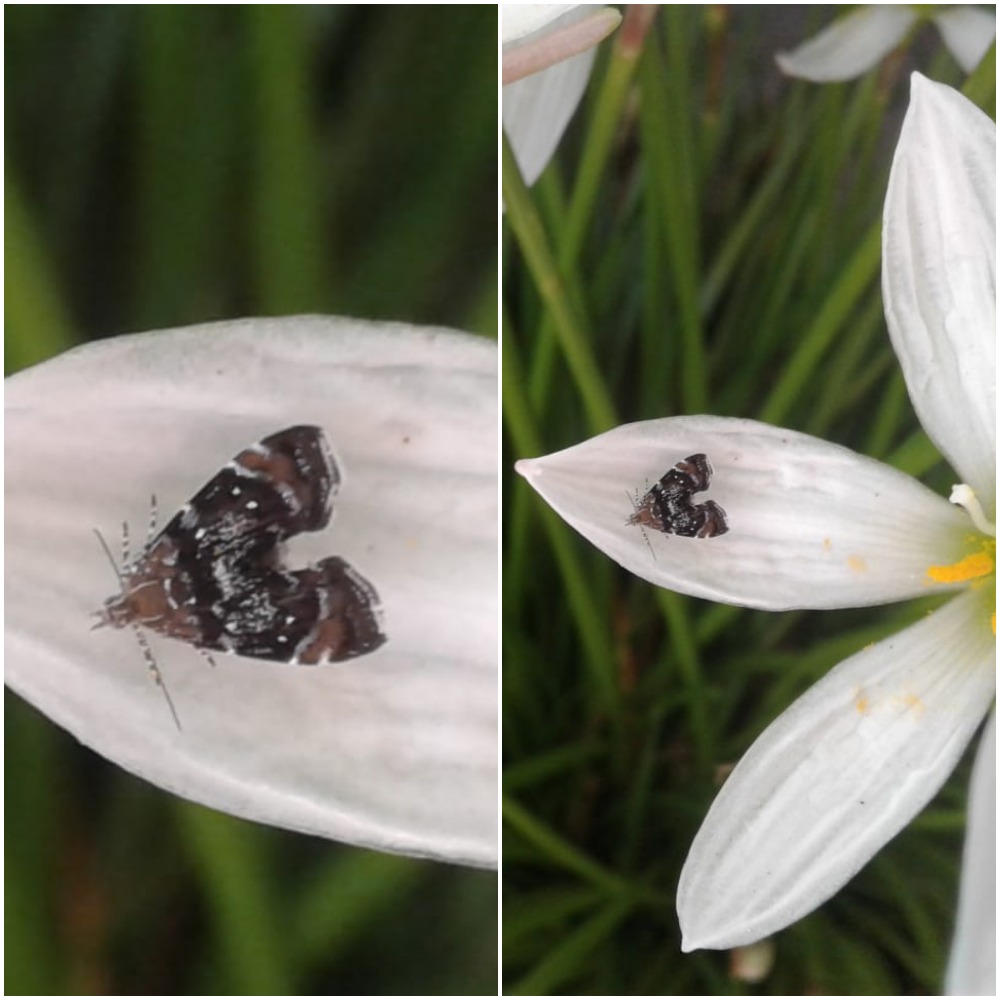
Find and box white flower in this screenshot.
[946,712,996,996]
[516,74,995,981]
[776,5,996,82]
[5,316,498,868]
[502,4,621,187]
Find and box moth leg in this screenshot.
[197,648,218,669]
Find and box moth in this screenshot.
[627,453,729,539]
[95,425,386,727]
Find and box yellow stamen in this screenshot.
[927,551,994,584]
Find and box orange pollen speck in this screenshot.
[927,551,994,585]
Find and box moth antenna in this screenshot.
[94,521,182,728]
[132,624,182,731]
[623,487,641,524]
[93,528,125,586]
[624,488,657,562]
[121,519,131,566]
[146,494,158,547]
[160,680,183,732]
[624,488,634,518]
[639,524,656,562]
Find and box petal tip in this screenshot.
[514,457,538,481]
[678,914,720,953]
[773,51,794,75]
[908,70,933,98]
[677,894,711,953]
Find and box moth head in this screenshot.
[92,593,133,632]
[91,527,132,631]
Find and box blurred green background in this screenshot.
[503,6,993,995]
[6,6,497,994]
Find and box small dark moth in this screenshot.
[95,425,386,728]
[628,453,729,539]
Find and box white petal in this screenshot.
[516,416,970,611]
[946,712,996,996]
[503,7,620,86]
[5,316,498,867]
[501,4,580,45]
[678,589,996,950]
[503,32,594,186]
[882,74,997,508]
[934,6,997,73]
[775,7,915,82]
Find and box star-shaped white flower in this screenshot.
[946,710,996,995]
[516,74,995,989]
[502,4,621,187]
[776,5,996,82]
[5,316,498,868]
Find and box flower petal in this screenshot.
[5,316,498,867]
[882,74,997,509]
[934,6,997,73]
[946,712,996,996]
[503,6,621,86]
[516,416,970,611]
[501,4,580,45]
[775,7,915,82]
[502,5,597,187]
[677,588,996,950]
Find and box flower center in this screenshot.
[925,484,997,635]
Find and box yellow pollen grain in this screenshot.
[927,551,994,585]
[847,555,867,573]
[855,695,870,715]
